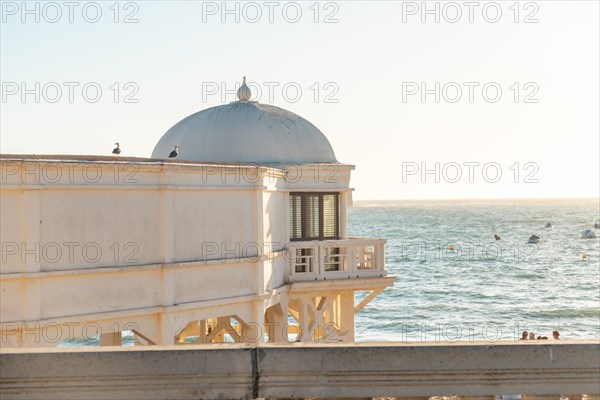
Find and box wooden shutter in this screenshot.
[322,194,338,238]
[306,194,320,239]
[289,192,340,241]
[289,194,302,239]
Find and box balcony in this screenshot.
[286,238,386,282]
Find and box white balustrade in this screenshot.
[287,238,387,282]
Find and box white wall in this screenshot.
[0,158,353,347]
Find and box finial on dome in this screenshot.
[237,76,252,101]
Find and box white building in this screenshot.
[0,79,394,348]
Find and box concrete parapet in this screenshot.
[0,344,254,399]
[1,341,599,399]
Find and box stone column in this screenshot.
[265,304,288,343]
[338,290,355,342]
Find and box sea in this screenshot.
[61,198,599,347]
[350,198,600,343]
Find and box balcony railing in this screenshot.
[286,238,386,282]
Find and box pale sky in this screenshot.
[1,1,598,200]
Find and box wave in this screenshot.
[524,308,600,319]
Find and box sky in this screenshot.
[1,0,598,200]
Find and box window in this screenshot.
[289,192,340,241]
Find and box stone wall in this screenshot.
[1,341,599,399]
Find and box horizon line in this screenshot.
[352,196,600,202]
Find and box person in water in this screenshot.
[494,234,501,241]
[528,332,536,340]
[528,234,541,243]
[553,330,560,340]
[520,331,528,340]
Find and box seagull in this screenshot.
[168,145,179,158]
[112,143,121,155]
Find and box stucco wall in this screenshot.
[0,157,355,347]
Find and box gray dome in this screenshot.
[152,101,337,164]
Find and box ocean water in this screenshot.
[350,198,600,342]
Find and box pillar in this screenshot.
[265,304,288,343]
[338,290,355,342]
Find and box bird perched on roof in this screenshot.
[112,143,121,155]
[169,145,179,158]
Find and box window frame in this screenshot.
[289,192,340,241]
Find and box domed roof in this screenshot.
[152,78,337,164]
